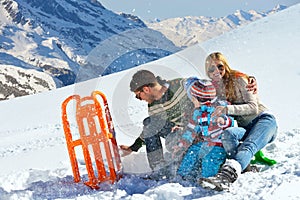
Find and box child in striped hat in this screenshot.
[173,77,234,180]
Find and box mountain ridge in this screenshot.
[0,1,288,101]
[146,4,287,47]
[0,0,179,100]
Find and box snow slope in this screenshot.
[0,3,300,200]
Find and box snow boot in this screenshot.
[242,163,259,173]
[198,159,241,191]
[251,150,277,166]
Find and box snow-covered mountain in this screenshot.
[0,0,179,100]
[146,5,287,47]
[0,1,289,101]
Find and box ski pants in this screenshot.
[222,113,278,170]
[177,142,226,180]
[143,116,175,170]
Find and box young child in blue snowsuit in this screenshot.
[172,77,234,181]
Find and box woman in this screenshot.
[200,52,278,191]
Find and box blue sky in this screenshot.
[99,0,299,21]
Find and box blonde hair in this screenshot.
[205,52,249,102]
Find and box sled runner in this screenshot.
[61,90,122,189]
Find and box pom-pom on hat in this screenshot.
[185,77,216,102]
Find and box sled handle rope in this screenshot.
[61,91,122,189]
[251,150,277,166]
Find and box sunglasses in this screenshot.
[135,90,144,100]
[208,64,225,73]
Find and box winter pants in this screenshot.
[222,113,278,170]
[177,142,226,180]
[143,116,175,170]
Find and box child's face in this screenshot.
[191,96,201,108]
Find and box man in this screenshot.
[120,69,193,170]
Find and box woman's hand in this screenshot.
[215,116,226,126]
[247,76,258,94]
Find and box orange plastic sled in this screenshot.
[61,91,122,189]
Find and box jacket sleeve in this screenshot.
[129,136,145,152]
[226,76,260,116]
[129,115,175,152]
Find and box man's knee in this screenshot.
[145,135,162,152]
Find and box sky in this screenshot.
[0,3,300,199]
[99,0,300,21]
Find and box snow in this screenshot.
[146,5,285,47]
[0,3,300,200]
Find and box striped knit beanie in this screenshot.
[185,77,216,102]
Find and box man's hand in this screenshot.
[247,76,257,94]
[119,145,133,157]
[171,125,183,132]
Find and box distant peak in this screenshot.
[153,18,161,23]
[119,12,145,26]
[273,4,287,10]
[267,4,287,14]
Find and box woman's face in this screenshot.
[207,59,226,80]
